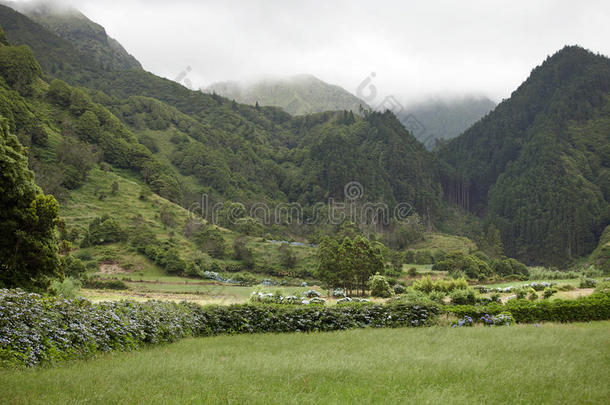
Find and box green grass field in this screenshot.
[1,322,608,404]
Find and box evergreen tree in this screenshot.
[0,116,61,291]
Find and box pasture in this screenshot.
[1,322,608,404]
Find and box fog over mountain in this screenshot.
[7,0,609,106]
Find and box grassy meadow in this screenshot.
[1,322,608,404]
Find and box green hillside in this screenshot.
[440,46,610,265]
[10,1,142,71]
[0,2,608,271]
[207,74,367,115]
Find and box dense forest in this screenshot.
[440,46,610,264]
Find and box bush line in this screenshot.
[0,289,438,367]
[445,295,610,323]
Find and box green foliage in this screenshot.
[233,237,254,269]
[441,46,610,265]
[0,44,41,95]
[433,252,493,280]
[447,295,610,323]
[278,244,297,269]
[0,117,61,291]
[579,278,598,288]
[49,277,81,299]
[316,236,384,295]
[543,287,558,299]
[590,225,610,273]
[412,276,469,294]
[0,289,438,367]
[593,280,610,296]
[159,205,176,228]
[81,277,128,290]
[83,215,126,245]
[47,79,72,107]
[61,255,86,279]
[491,256,529,277]
[194,227,226,259]
[368,273,393,298]
[449,288,477,305]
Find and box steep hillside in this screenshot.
[4,0,141,70]
[0,5,441,217]
[207,74,367,116]
[0,32,319,282]
[440,46,610,264]
[398,96,496,149]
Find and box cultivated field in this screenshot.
[1,322,608,404]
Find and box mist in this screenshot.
[10,0,610,105]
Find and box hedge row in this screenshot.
[0,289,438,367]
[445,294,610,323]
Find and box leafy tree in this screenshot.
[56,137,98,189]
[83,215,126,245]
[74,110,101,142]
[47,79,72,108]
[316,237,341,293]
[433,252,493,280]
[233,237,254,269]
[0,117,61,291]
[195,227,226,259]
[61,255,87,279]
[0,45,42,95]
[368,272,394,298]
[278,244,297,269]
[316,236,384,295]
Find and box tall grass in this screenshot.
[528,266,603,280]
[1,323,608,404]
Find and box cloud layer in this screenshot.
[14,0,610,103]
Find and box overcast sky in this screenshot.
[17,0,610,104]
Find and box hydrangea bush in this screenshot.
[0,289,439,367]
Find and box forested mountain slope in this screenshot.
[6,0,142,71]
[440,46,610,264]
[0,4,440,216]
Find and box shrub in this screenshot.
[579,278,598,288]
[446,295,610,323]
[433,252,493,280]
[593,281,610,296]
[407,267,418,277]
[491,257,529,277]
[527,288,538,301]
[393,284,406,294]
[233,237,254,269]
[0,289,439,367]
[81,278,128,290]
[83,215,126,245]
[414,250,434,265]
[278,244,297,269]
[49,278,81,298]
[194,228,226,259]
[480,312,513,326]
[61,255,87,279]
[368,273,394,298]
[449,288,477,305]
[428,290,447,304]
[543,287,558,299]
[451,316,474,328]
